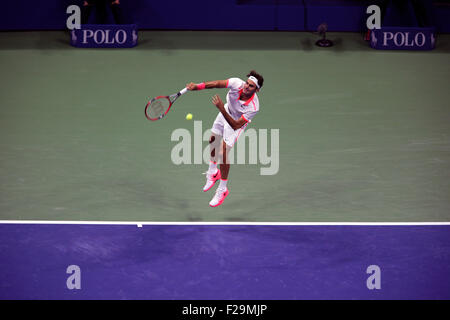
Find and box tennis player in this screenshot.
[186,70,264,207]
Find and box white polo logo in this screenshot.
[82,29,127,44]
[382,32,426,47]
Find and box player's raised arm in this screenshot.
[186,80,228,91]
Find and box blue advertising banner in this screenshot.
[70,24,138,48]
[370,27,435,51]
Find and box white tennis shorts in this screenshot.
[210,111,247,147]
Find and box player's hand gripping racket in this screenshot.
[145,87,188,121]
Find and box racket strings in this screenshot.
[148,98,170,119]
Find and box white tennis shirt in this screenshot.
[225,78,260,123]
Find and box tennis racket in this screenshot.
[145,87,188,121]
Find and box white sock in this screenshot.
[208,161,218,174]
[219,179,228,189]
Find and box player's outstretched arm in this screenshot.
[186,80,227,91]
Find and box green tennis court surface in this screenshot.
[1,31,449,222]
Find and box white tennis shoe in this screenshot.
[209,187,229,207]
[203,169,221,192]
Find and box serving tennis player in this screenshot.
[186,70,264,207]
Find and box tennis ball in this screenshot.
[186,113,193,120]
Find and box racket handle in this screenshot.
[179,87,188,95]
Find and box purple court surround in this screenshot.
[0,224,449,300]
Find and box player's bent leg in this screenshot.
[203,133,222,192]
[209,134,221,161]
[219,140,230,180]
[210,141,231,207]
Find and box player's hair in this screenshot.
[247,70,264,89]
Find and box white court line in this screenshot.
[0,220,449,226]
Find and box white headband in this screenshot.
[248,76,260,89]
